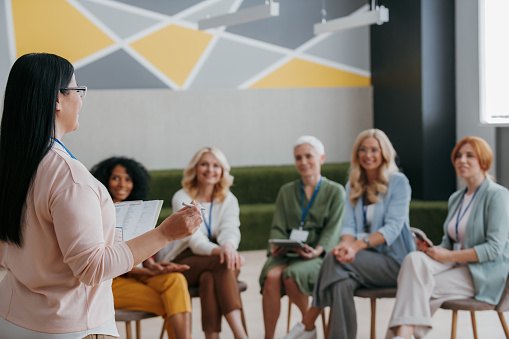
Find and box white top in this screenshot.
[365,204,375,227]
[155,189,241,262]
[447,192,476,249]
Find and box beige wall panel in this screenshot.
[65,87,373,170]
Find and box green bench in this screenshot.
[148,163,448,251]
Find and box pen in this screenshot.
[182,202,206,210]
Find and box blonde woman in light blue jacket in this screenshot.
[285,129,415,339]
[387,136,509,339]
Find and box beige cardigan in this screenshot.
[0,146,134,333]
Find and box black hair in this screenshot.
[90,157,150,201]
[0,53,74,246]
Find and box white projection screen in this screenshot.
[479,0,509,125]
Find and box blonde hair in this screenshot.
[182,147,234,203]
[348,129,399,205]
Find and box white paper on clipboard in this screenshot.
[114,200,163,242]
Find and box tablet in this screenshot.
[269,239,304,248]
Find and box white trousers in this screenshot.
[386,251,475,339]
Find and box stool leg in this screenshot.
[370,298,377,339]
[136,320,141,339]
[470,311,477,339]
[321,309,327,339]
[325,308,332,339]
[321,308,328,339]
[287,300,292,333]
[498,312,509,338]
[240,295,248,336]
[125,321,133,339]
[451,310,458,339]
[159,318,166,339]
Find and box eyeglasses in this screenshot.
[357,147,380,155]
[61,86,87,100]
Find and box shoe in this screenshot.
[283,322,317,339]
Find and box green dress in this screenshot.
[259,177,345,296]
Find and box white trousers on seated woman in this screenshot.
[386,251,475,339]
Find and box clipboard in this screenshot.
[114,200,163,242]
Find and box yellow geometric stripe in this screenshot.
[130,25,213,87]
[250,58,370,88]
[12,0,114,63]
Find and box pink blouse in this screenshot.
[0,146,134,333]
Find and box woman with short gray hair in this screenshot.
[259,135,345,339]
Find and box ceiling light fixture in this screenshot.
[198,0,280,30]
[314,1,389,35]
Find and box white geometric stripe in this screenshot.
[66,0,370,90]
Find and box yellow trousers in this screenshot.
[113,273,192,339]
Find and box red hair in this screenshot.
[451,136,493,174]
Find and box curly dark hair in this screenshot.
[90,157,150,201]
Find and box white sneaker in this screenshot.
[283,322,317,339]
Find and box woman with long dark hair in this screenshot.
[0,53,202,338]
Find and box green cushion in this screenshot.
[409,200,449,245]
[147,169,183,208]
[229,163,350,205]
[148,163,351,208]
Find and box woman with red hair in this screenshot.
[387,136,509,339]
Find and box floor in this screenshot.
[1,250,508,338]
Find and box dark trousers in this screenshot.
[174,249,241,332]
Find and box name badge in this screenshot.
[453,242,462,251]
[115,227,123,243]
[290,229,309,242]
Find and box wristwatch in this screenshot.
[363,236,371,248]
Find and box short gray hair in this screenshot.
[294,135,325,155]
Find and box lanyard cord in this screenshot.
[201,200,213,239]
[53,138,76,159]
[362,195,370,233]
[454,185,481,242]
[300,176,323,230]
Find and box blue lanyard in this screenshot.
[299,176,322,230]
[53,138,76,159]
[201,201,213,239]
[362,195,369,233]
[454,185,480,241]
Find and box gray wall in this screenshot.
[64,87,373,170]
[455,0,508,188]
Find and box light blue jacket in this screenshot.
[440,177,509,305]
[341,172,415,264]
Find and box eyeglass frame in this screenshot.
[357,146,381,155]
[60,86,87,100]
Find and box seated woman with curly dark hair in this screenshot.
[91,157,192,339]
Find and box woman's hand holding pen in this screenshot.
[159,201,203,242]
